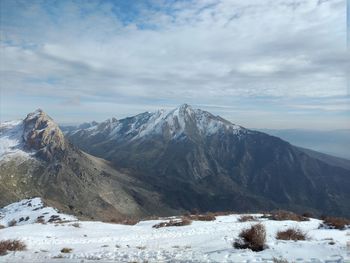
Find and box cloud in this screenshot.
[0,0,349,128]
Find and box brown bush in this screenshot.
[238,215,257,222]
[212,211,234,216]
[302,212,314,218]
[109,218,139,225]
[276,228,307,241]
[36,217,46,224]
[0,240,26,256]
[268,210,309,222]
[8,219,17,227]
[0,225,5,229]
[60,247,73,253]
[233,223,267,252]
[321,217,350,230]
[186,213,216,221]
[153,217,192,228]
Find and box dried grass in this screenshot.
[320,217,350,230]
[276,228,307,241]
[233,223,267,252]
[0,240,26,256]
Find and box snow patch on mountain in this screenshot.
[0,120,32,162]
[133,104,246,139]
[69,104,247,142]
[0,197,76,227]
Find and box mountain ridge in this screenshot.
[1,105,350,218]
[0,110,178,220]
[64,104,350,217]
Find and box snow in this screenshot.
[0,198,76,227]
[0,200,349,262]
[0,120,32,162]
[135,104,245,139]
[66,104,247,143]
[24,109,43,121]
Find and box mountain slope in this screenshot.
[0,110,176,220]
[297,146,350,170]
[259,128,350,159]
[66,104,350,217]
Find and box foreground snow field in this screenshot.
[0,199,349,263]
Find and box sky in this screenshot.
[0,0,349,129]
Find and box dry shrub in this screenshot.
[233,223,267,252]
[36,217,46,224]
[302,212,313,218]
[321,217,350,230]
[276,228,307,241]
[109,218,139,225]
[0,240,26,256]
[238,215,257,222]
[212,211,234,216]
[60,247,73,253]
[0,225,5,229]
[153,217,192,229]
[48,215,61,223]
[186,213,216,221]
[8,219,17,227]
[269,210,309,222]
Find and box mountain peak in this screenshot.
[177,103,191,110]
[23,109,66,161]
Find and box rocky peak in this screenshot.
[23,109,66,161]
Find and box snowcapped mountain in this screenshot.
[0,110,177,221]
[0,109,65,162]
[1,106,350,219]
[65,104,350,218]
[66,104,248,142]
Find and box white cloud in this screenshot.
[0,0,348,128]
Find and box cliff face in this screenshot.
[22,109,66,161]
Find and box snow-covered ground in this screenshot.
[0,198,76,227]
[0,120,32,162]
[0,198,349,263]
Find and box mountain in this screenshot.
[259,128,350,160]
[0,109,176,221]
[65,104,350,217]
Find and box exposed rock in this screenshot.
[66,104,350,217]
[22,109,65,161]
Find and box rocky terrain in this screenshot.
[65,104,350,217]
[0,110,176,221]
[1,105,350,221]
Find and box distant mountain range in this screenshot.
[1,105,350,219]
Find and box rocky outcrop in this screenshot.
[22,109,66,161]
[0,109,176,220]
